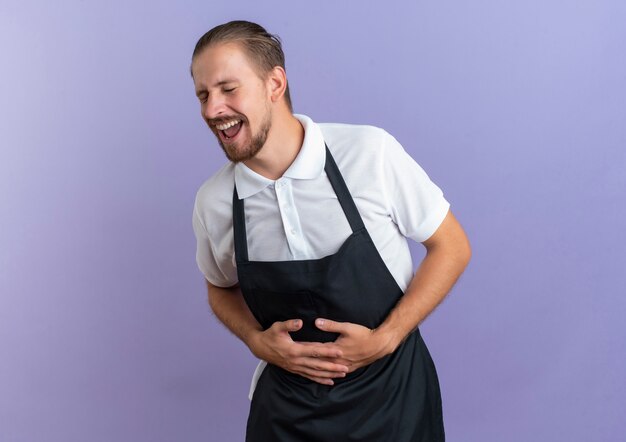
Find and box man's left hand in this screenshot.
[314,318,398,372]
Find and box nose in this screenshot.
[203,93,227,121]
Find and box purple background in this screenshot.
[1,1,625,441]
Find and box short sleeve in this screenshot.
[381,133,450,242]
[192,201,238,287]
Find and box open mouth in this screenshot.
[215,119,243,141]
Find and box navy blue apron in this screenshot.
[233,146,445,441]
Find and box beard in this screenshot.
[218,107,272,163]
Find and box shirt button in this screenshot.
[290,229,296,235]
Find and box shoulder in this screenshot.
[318,122,390,150]
[317,121,395,166]
[193,162,235,235]
[316,122,399,200]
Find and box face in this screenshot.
[191,42,273,163]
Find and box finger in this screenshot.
[305,376,334,386]
[294,367,347,379]
[313,356,352,368]
[299,357,349,374]
[287,356,348,376]
[299,342,344,359]
[315,318,349,334]
[298,366,347,380]
[273,319,303,333]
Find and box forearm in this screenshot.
[206,281,262,349]
[314,212,471,371]
[375,211,471,354]
[376,243,470,353]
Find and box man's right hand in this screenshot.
[248,319,349,385]
[205,282,348,385]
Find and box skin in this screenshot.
[191,42,304,178]
[191,42,472,385]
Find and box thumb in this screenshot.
[315,318,347,333]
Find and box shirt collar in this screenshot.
[234,114,326,199]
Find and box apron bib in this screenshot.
[233,146,445,441]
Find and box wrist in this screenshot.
[372,326,403,356]
[244,327,265,359]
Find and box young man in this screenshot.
[191,20,471,441]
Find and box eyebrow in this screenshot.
[215,79,237,86]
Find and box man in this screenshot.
[191,20,471,441]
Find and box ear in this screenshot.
[266,66,288,104]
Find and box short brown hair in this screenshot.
[191,20,292,111]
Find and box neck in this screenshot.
[243,109,304,180]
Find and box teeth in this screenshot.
[215,119,241,131]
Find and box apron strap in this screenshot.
[232,144,366,264]
[232,185,249,263]
[322,145,365,233]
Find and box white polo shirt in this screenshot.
[192,114,450,398]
